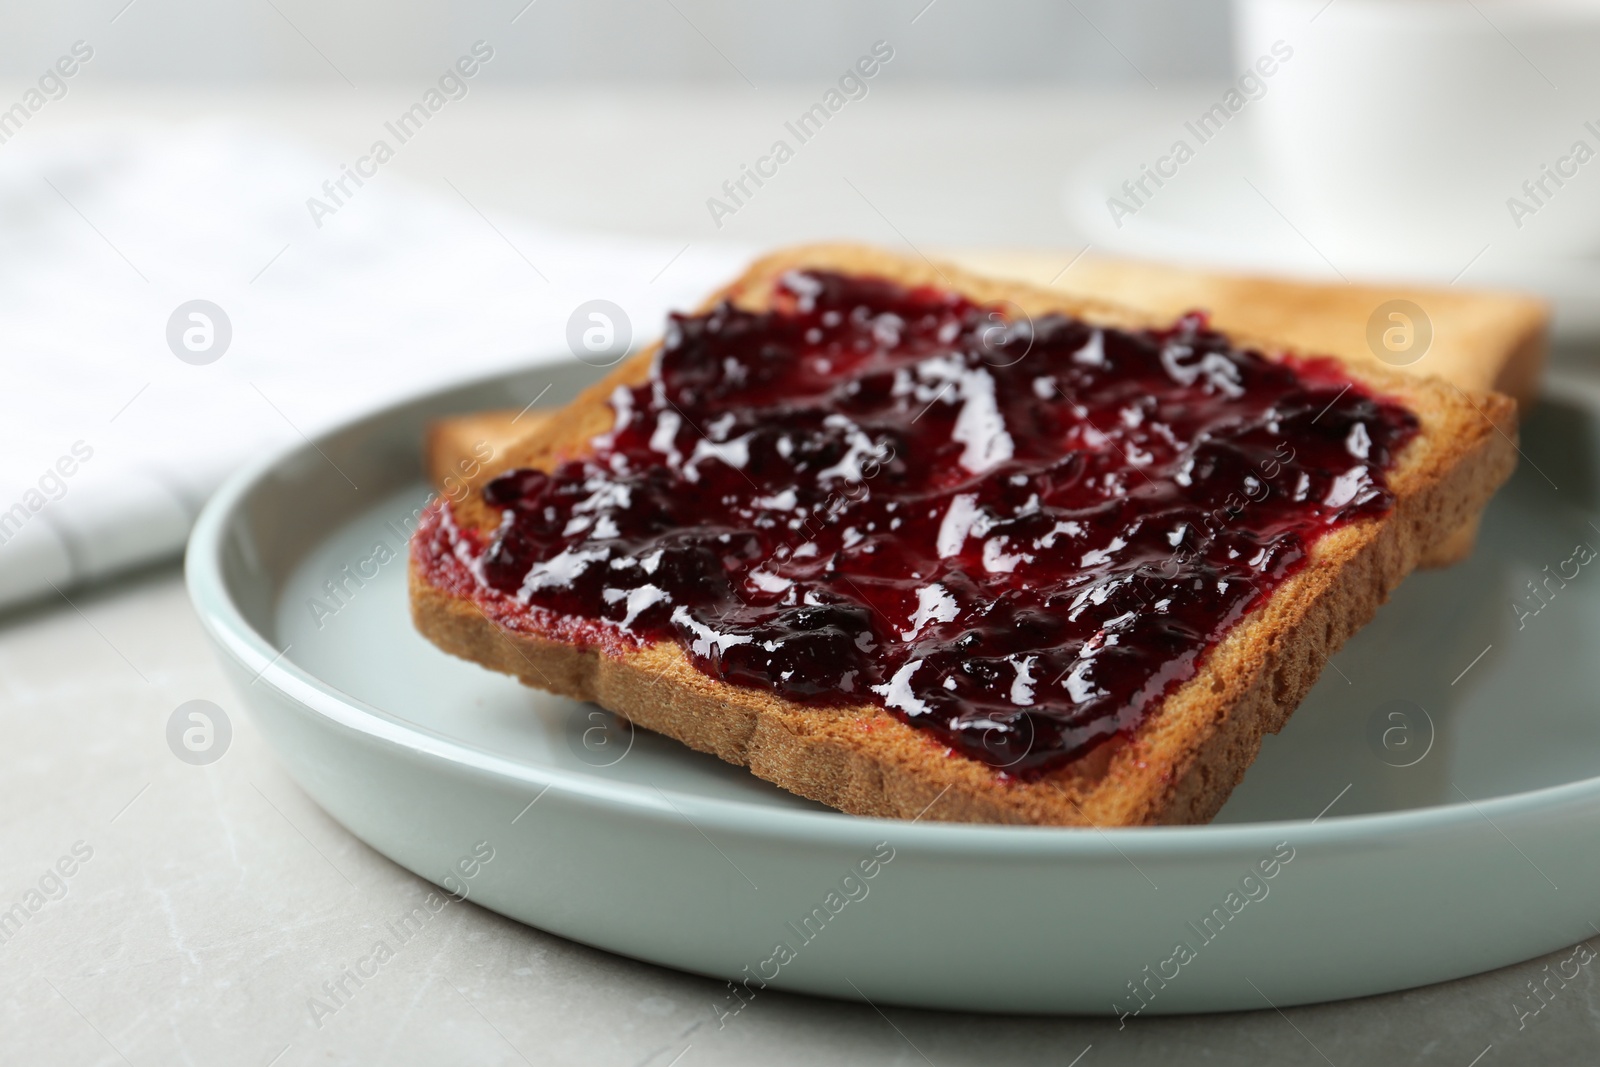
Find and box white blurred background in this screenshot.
[0,0,1591,607]
[0,1,1231,83]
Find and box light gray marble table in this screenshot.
[5,85,1598,1065]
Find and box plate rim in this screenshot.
[185,360,1600,856]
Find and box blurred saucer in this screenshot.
[1064,125,1600,340]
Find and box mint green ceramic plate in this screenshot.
[186,360,1600,1014]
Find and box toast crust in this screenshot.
[411,243,1518,826]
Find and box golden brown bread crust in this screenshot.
[424,409,551,514]
[410,243,1518,826]
[426,411,524,489]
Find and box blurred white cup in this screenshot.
[1235,0,1600,271]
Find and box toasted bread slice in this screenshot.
[410,243,1517,826]
[427,247,1547,567]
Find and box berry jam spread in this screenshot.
[438,270,1420,778]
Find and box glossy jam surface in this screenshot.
[450,271,1419,777]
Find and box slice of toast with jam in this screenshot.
[410,244,1518,826]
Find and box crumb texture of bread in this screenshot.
[411,243,1519,826]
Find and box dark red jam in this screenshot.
[436,270,1420,778]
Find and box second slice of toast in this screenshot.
[410,244,1517,826]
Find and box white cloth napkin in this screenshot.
[0,122,748,610]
